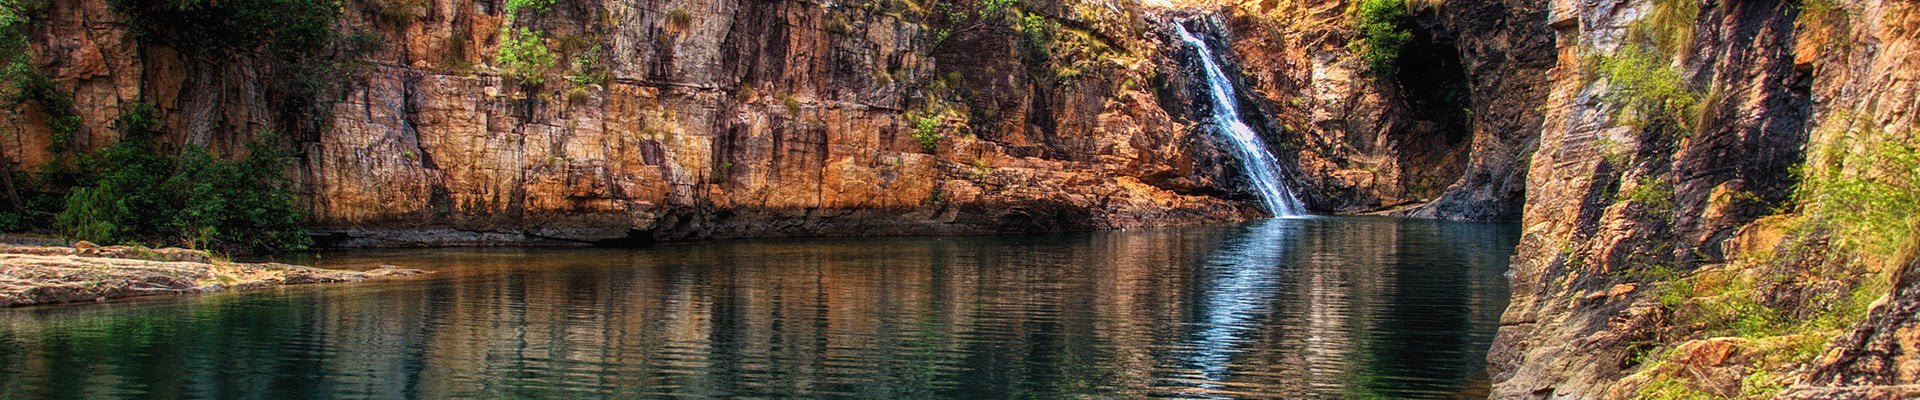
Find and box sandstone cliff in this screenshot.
[4,0,1568,247]
[1209,0,1552,219]
[1490,0,1920,398]
[18,0,1920,395]
[4,0,1280,246]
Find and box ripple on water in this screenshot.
[0,217,1517,399]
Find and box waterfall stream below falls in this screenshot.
[1173,22,1308,217]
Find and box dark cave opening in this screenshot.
[1384,17,1477,200]
[1394,23,1475,148]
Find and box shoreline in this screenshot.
[0,243,424,308]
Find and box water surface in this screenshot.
[0,217,1517,399]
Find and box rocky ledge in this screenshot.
[0,243,424,307]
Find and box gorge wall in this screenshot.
[1491,0,1920,398]
[1216,0,1553,219]
[8,0,1272,246]
[12,0,1920,397]
[2,0,1546,246]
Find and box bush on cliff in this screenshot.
[54,104,311,253]
[1354,0,1409,77]
[1592,46,1700,138]
[1,0,82,155]
[1797,121,1920,258]
[108,0,339,58]
[497,27,555,86]
[906,102,967,153]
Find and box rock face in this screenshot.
[1,0,1566,246]
[16,0,1920,394]
[1202,0,1552,219]
[1400,0,1556,221]
[3,0,1274,246]
[1489,0,1920,398]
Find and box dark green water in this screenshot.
[0,217,1518,399]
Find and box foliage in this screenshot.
[1595,137,1632,167]
[1593,0,1703,139]
[1015,12,1053,50]
[1355,0,1409,77]
[1592,45,1700,137]
[1792,0,1853,64]
[910,113,942,152]
[497,27,555,86]
[1,0,82,154]
[566,45,607,86]
[109,0,340,58]
[109,0,346,135]
[53,104,310,253]
[968,158,991,181]
[495,0,556,86]
[1798,0,1847,25]
[1626,0,1700,57]
[1636,263,1877,399]
[503,0,553,15]
[977,0,1014,18]
[1616,175,1675,217]
[1796,123,1920,257]
[781,94,801,115]
[906,102,965,153]
[375,0,418,26]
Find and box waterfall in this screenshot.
[1173,22,1308,217]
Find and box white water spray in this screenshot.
[1173,22,1307,217]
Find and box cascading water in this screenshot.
[1173,22,1308,217]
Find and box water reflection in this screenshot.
[0,217,1516,399]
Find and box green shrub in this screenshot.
[1616,175,1675,217]
[0,210,19,231]
[2,2,85,155]
[109,0,339,58]
[166,145,310,252]
[1015,12,1053,51]
[1796,124,1920,257]
[504,0,554,15]
[497,27,555,86]
[566,45,607,86]
[54,104,310,253]
[906,103,965,153]
[969,158,991,181]
[1355,0,1409,77]
[1596,137,1632,167]
[1593,0,1702,139]
[56,187,125,243]
[1592,45,1699,137]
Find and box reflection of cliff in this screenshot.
[0,219,1515,397]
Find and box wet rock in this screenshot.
[0,244,417,307]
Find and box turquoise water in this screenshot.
[0,217,1518,399]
